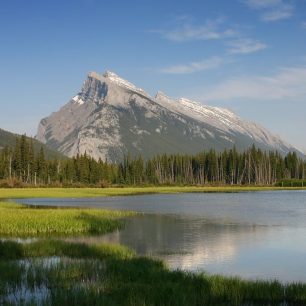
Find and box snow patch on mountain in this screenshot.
[72,95,84,105]
[155,92,292,151]
[103,71,147,95]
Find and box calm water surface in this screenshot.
[16,191,306,282]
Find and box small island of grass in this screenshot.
[0,201,135,237]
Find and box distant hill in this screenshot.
[0,128,66,160]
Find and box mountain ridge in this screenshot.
[36,70,303,162]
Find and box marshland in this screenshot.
[1,188,306,305]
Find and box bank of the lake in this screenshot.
[1,239,306,305]
[1,186,306,199]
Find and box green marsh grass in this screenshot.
[0,201,135,237]
[0,240,306,305]
[1,186,306,200]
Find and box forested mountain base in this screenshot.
[0,135,305,187]
[0,128,65,160]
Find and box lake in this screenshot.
[16,190,306,283]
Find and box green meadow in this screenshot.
[1,185,306,200]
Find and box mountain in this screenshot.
[0,128,66,160]
[36,71,302,162]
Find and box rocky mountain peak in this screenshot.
[155,91,176,103]
[87,71,104,81]
[102,70,148,96]
[103,70,121,79]
[36,70,303,162]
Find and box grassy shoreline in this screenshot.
[0,202,135,237]
[1,240,306,305]
[0,185,306,199]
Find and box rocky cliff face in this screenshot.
[36,71,300,162]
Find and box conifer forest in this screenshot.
[0,135,305,187]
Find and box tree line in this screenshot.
[0,135,305,187]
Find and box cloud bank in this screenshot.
[160,57,224,74]
[227,38,267,54]
[242,0,294,21]
[156,17,238,42]
[201,66,306,101]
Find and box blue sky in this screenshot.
[0,0,306,151]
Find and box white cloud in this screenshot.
[227,38,267,54]
[160,57,224,74]
[200,66,306,101]
[157,18,238,42]
[261,4,293,21]
[244,0,284,9]
[242,0,294,21]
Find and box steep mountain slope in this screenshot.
[0,128,66,160]
[36,71,301,162]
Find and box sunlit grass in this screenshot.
[0,185,305,200]
[0,240,306,305]
[0,202,135,237]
